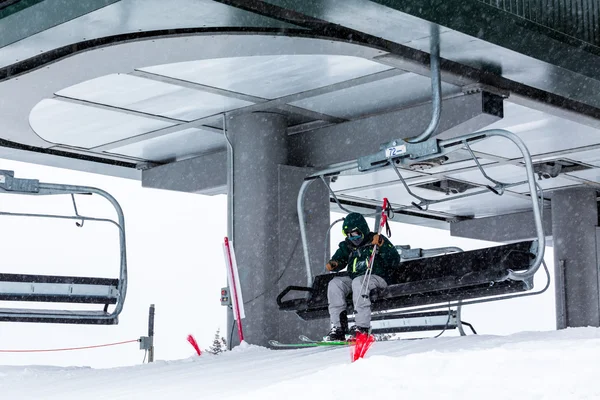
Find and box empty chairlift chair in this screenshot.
[0,170,127,325]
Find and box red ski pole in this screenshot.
[353,199,389,362]
[359,198,389,299]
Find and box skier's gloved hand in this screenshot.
[326,260,338,271]
[371,234,384,247]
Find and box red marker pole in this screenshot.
[224,237,244,343]
[187,334,202,356]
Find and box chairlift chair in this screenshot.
[0,170,127,325]
[282,129,549,334]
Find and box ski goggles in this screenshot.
[346,229,364,245]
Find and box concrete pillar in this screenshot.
[552,188,600,329]
[226,112,329,347]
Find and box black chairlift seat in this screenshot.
[277,240,536,321]
[0,170,127,325]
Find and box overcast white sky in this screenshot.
[0,158,555,369]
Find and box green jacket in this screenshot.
[329,213,400,281]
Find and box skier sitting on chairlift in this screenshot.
[324,212,400,341]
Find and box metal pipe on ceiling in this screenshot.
[406,24,442,144]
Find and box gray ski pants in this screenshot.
[327,274,387,328]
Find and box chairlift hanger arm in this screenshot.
[356,134,488,173]
[0,170,90,196]
[0,170,40,193]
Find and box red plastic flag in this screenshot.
[187,334,202,356]
[351,332,375,362]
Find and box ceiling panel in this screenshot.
[555,149,600,167]
[331,167,425,193]
[425,191,536,217]
[57,74,253,122]
[108,127,225,162]
[290,73,461,118]
[140,55,391,99]
[564,168,600,185]
[29,99,174,148]
[470,102,600,159]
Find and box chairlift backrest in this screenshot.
[277,240,539,322]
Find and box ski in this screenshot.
[298,334,362,345]
[300,334,361,344]
[268,339,349,348]
[299,335,318,343]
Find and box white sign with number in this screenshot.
[385,144,407,158]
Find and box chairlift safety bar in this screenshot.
[297,129,545,286]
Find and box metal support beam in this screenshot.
[93,124,222,152]
[289,91,503,167]
[141,151,227,195]
[54,95,184,124]
[552,188,600,329]
[131,67,405,122]
[130,70,266,104]
[451,209,553,243]
[377,54,600,131]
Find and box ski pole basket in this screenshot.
[0,170,127,325]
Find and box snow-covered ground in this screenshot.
[2,327,599,400]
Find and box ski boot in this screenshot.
[324,326,346,341]
[348,325,370,339]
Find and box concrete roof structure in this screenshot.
[1,0,600,230]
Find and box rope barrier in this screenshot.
[0,339,139,353]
